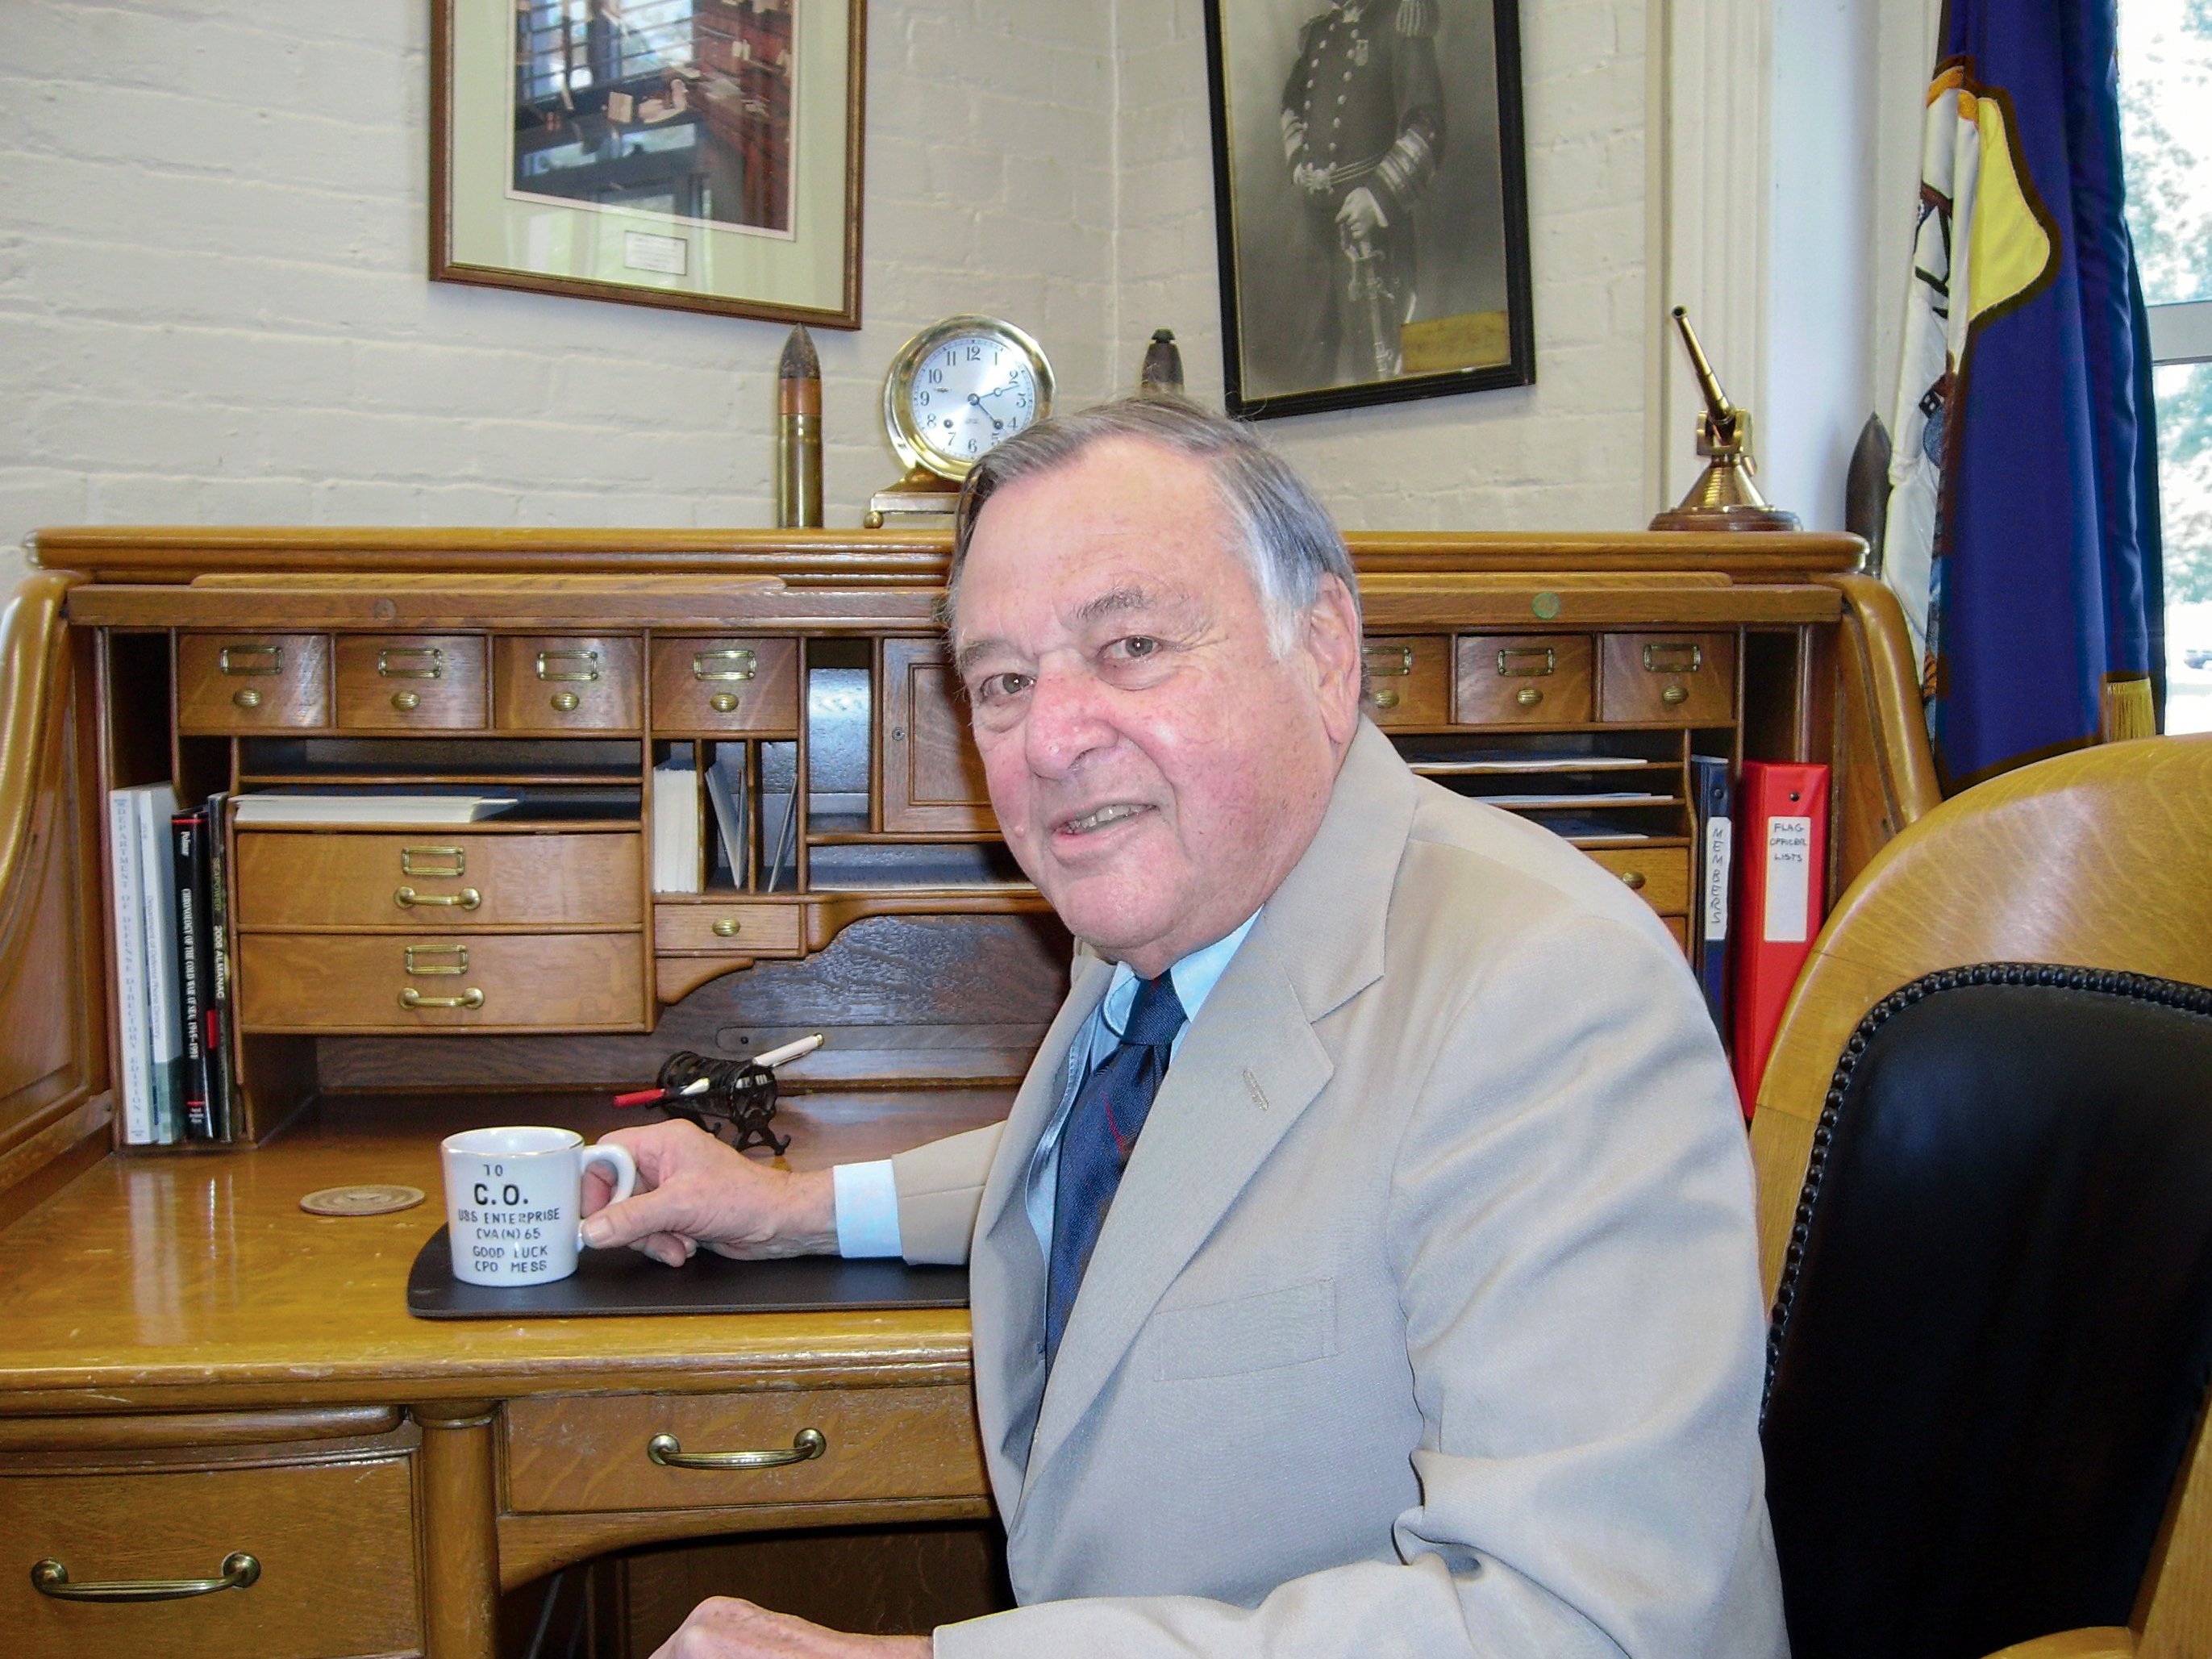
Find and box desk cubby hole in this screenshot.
[233,735,648,790]
[1390,728,1694,848]
[652,738,801,895]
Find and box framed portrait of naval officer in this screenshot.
[1202,0,1534,419]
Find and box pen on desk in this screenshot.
[609,1034,825,1109]
[752,1032,825,1069]
[610,1076,712,1111]
[776,324,823,529]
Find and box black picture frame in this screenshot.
[1202,0,1535,419]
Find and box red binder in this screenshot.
[1729,761,1830,1117]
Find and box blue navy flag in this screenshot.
[1882,0,2163,787]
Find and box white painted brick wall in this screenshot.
[1,0,1649,594]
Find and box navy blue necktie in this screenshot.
[1044,973,1187,1370]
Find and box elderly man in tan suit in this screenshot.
[584,399,1788,1659]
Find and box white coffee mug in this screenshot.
[440,1126,638,1286]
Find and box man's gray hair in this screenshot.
[946,396,1360,654]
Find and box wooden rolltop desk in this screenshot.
[0,527,1933,1658]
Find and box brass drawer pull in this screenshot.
[712,918,741,937]
[217,645,284,677]
[1618,869,1648,890]
[390,690,421,712]
[692,648,758,682]
[401,846,464,877]
[232,688,262,710]
[536,649,602,683]
[1661,685,1689,706]
[1368,687,1400,710]
[405,944,469,976]
[1361,644,1414,677]
[394,886,481,911]
[709,692,740,714]
[1641,642,1705,675]
[32,1552,260,1603]
[1496,647,1557,677]
[377,646,445,679]
[647,1427,826,1470]
[550,690,581,712]
[398,986,484,1011]
[1515,686,1543,708]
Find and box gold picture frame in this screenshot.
[431,0,864,328]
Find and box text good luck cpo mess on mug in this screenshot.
[440,1125,637,1286]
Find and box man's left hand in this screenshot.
[648,1598,931,1659]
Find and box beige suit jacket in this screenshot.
[893,723,1787,1657]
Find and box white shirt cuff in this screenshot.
[831,1160,904,1258]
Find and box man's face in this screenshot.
[949,438,1362,978]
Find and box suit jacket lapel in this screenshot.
[1019,721,1420,1493]
[969,952,1113,1494]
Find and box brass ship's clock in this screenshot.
[868,315,1054,526]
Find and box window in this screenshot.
[2120,0,2212,732]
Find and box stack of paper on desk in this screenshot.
[231,794,518,826]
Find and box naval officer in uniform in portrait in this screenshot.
[1280,0,1444,386]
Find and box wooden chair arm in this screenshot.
[1984,1628,2136,1659]
[0,571,82,956]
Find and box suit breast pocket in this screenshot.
[1152,1278,1338,1382]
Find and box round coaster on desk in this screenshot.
[299,1184,427,1218]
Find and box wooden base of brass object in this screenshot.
[864,464,961,529]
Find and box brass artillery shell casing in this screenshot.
[776,325,823,528]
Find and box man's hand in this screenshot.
[1335,185,1387,237]
[580,1119,838,1265]
[648,1597,931,1659]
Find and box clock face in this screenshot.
[882,316,1054,483]
[906,333,1043,469]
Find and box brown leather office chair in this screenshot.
[1750,734,2212,1659]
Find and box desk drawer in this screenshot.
[654,900,804,955]
[1598,632,1735,724]
[1455,635,1594,725]
[1582,845,1692,915]
[333,633,487,730]
[235,832,642,928]
[177,633,331,733]
[237,932,647,1031]
[1,1453,420,1659]
[494,635,643,732]
[502,1386,987,1515]
[1359,636,1452,726]
[651,636,801,733]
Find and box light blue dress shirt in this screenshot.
[832,912,1260,1258]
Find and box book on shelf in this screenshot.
[133,783,184,1144]
[231,794,518,826]
[106,787,154,1145]
[171,806,210,1140]
[652,755,703,894]
[204,792,235,1140]
[1689,756,1733,1045]
[171,802,235,1141]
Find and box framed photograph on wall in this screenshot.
[1202,0,1534,419]
[431,0,864,328]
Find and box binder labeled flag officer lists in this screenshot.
[1729,761,1831,1116]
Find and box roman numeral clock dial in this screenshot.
[868,315,1055,527]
